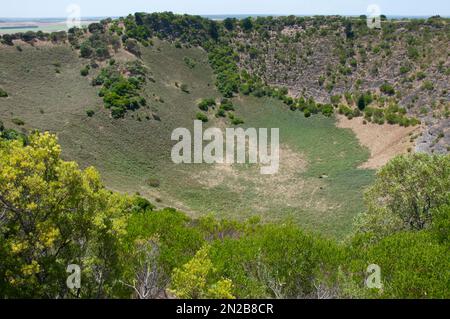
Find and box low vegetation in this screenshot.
[93,61,148,118]
[0,133,448,299]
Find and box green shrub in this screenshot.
[86,109,95,117]
[380,83,395,95]
[198,98,216,111]
[0,88,8,98]
[422,81,434,91]
[80,42,93,58]
[220,98,234,111]
[146,178,161,188]
[196,112,208,122]
[321,104,334,117]
[11,118,25,126]
[125,38,141,57]
[180,83,190,93]
[338,104,353,116]
[80,66,90,76]
[357,92,373,110]
[330,95,341,105]
[183,57,196,69]
[216,109,226,117]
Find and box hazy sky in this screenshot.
[1,0,449,18]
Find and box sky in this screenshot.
[1,0,449,18]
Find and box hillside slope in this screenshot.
[0,38,374,237]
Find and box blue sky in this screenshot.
[1,0,449,18]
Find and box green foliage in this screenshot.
[357,92,373,110]
[198,98,216,111]
[0,133,133,298]
[125,39,141,57]
[86,109,95,117]
[356,153,450,238]
[422,80,434,91]
[330,95,341,105]
[80,66,90,76]
[0,87,8,98]
[196,112,208,122]
[350,231,450,298]
[180,83,190,93]
[1,137,448,299]
[321,104,334,117]
[209,223,343,298]
[240,17,254,32]
[208,45,240,97]
[228,113,244,125]
[380,82,395,95]
[93,62,148,118]
[183,56,196,69]
[169,246,235,299]
[80,42,93,58]
[407,46,419,60]
[11,118,25,126]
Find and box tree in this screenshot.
[196,113,208,122]
[380,83,395,95]
[241,17,253,32]
[356,154,450,238]
[321,104,334,117]
[344,21,354,39]
[198,98,216,111]
[0,132,133,298]
[209,21,219,40]
[169,246,234,299]
[88,23,104,34]
[357,92,372,110]
[362,231,449,298]
[80,42,93,58]
[224,18,235,31]
[125,39,141,57]
[0,87,8,98]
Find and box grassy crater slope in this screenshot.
[0,39,373,237]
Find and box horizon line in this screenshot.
[0,13,448,20]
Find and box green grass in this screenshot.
[0,39,374,238]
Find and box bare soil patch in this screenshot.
[336,115,421,169]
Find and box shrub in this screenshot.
[80,66,89,76]
[183,57,196,69]
[196,112,208,122]
[422,81,434,91]
[231,117,244,125]
[11,118,25,126]
[380,83,395,95]
[338,104,353,116]
[330,95,341,105]
[220,98,234,111]
[180,84,190,93]
[358,153,450,236]
[407,46,419,60]
[416,71,427,80]
[240,17,253,31]
[357,92,373,110]
[80,42,93,58]
[86,109,95,117]
[1,34,14,45]
[146,178,161,188]
[321,104,334,117]
[216,109,226,117]
[0,88,8,98]
[125,39,141,57]
[198,98,216,111]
